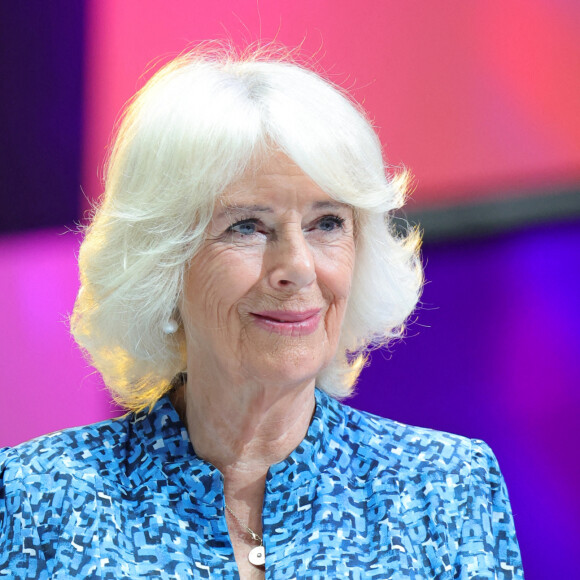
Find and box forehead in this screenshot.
[216,152,343,212]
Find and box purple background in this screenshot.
[353,221,580,577]
[1,4,579,578]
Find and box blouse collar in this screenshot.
[132,387,344,501]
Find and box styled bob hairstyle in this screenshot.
[71,45,423,412]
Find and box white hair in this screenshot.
[71,46,423,411]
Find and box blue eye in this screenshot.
[317,215,345,232]
[228,219,258,236]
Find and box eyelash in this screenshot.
[227,218,262,236]
[318,215,345,231]
[226,214,346,236]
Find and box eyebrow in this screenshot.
[216,200,349,219]
[215,204,272,220]
[313,201,349,210]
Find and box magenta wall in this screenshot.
[0,231,116,444]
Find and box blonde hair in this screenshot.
[72,46,423,411]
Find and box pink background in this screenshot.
[83,0,580,209]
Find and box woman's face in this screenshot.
[181,153,356,389]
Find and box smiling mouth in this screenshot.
[250,309,322,335]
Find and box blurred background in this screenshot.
[1,1,578,577]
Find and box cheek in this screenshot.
[315,245,355,345]
[316,243,356,302]
[183,247,263,323]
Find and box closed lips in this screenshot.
[252,310,321,322]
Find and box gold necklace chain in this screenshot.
[224,502,266,566]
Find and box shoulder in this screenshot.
[336,399,479,476]
[332,398,507,500]
[316,394,522,575]
[0,413,134,496]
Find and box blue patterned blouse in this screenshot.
[0,388,523,579]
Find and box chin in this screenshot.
[238,326,338,387]
[248,351,331,389]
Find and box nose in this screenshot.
[266,227,316,291]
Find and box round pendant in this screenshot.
[248,545,266,566]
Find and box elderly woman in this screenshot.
[0,48,522,579]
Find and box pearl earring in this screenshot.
[163,319,179,334]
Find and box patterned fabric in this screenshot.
[0,389,523,579]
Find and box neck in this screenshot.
[174,373,316,476]
[171,370,316,577]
